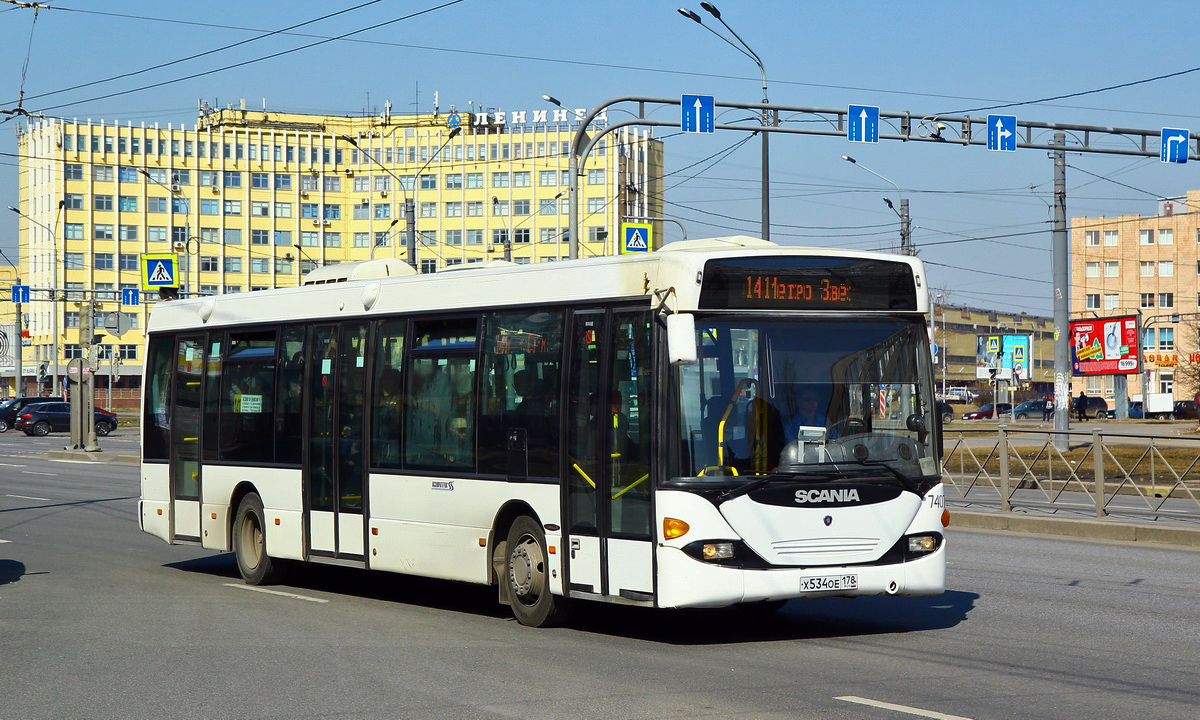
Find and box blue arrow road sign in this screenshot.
[10,285,30,304]
[1161,128,1189,163]
[848,105,879,143]
[987,114,1018,151]
[681,94,715,134]
[122,288,140,306]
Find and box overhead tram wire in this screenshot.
[10,4,1200,124]
[2,0,392,108]
[25,0,468,114]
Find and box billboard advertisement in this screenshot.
[975,334,1032,381]
[1070,315,1140,375]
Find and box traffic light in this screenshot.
[158,287,179,300]
[37,362,48,387]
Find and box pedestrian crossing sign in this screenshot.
[142,253,179,289]
[621,222,653,254]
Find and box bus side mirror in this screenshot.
[666,313,697,365]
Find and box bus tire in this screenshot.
[233,492,288,586]
[505,515,571,628]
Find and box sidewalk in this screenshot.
[949,501,1200,548]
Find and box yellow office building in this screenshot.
[11,102,664,398]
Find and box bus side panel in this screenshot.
[140,463,171,543]
[367,474,559,585]
[202,466,304,559]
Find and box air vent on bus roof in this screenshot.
[301,258,417,285]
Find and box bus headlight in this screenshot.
[907,535,938,553]
[701,542,734,560]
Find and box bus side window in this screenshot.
[371,319,406,469]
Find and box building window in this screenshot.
[353,176,370,192]
[95,195,114,211]
[1103,230,1118,246]
[275,258,293,275]
[1104,294,1119,310]
[1141,261,1155,277]
[420,175,436,190]
[444,174,462,189]
[324,204,341,220]
[199,285,219,296]
[492,200,509,216]
[120,253,138,270]
[148,226,167,243]
[275,202,292,218]
[493,229,508,246]
[375,204,391,219]
[466,229,484,245]
[251,201,270,217]
[65,252,85,269]
[301,175,319,192]
[1160,293,1174,307]
[445,229,462,246]
[587,169,606,185]
[1084,262,1099,278]
[374,175,392,192]
[94,224,114,240]
[64,223,84,239]
[419,230,436,246]
[251,172,270,189]
[1160,229,1174,245]
[513,171,530,188]
[224,171,242,187]
[420,202,437,218]
[224,228,242,245]
[1103,261,1119,277]
[224,257,242,272]
[199,256,219,272]
[324,232,341,247]
[119,225,138,241]
[251,258,270,274]
[539,170,557,187]
[445,202,462,217]
[93,166,114,182]
[420,259,437,274]
[200,199,219,215]
[1160,261,1174,276]
[251,229,270,245]
[492,172,510,188]
[353,232,369,247]
[275,174,292,190]
[539,228,557,244]
[324,176,341,192]
[300,231,319,247]
[466,201,483,217]
[198,227,220,245]
[224,200,242,216]
[588,226,608,243]
[1160,327,1175,351]
[95,253,114,270]
[274,230,292,246]
[466,173,483,189]
[1140,229,1155,245]
[1140,293,1155,309]
[301,203,319,219]
[199,170,219,187]
[65,164,84,181]
[148,197,167,213]
[118,196,138,212]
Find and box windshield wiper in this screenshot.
[835,460,922,494]
[718,468,846,502]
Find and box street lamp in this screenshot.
[679,2,773,242]
[8,204,61,394]
[842,155,913,255]
[342,126,461,270]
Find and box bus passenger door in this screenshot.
[170,334,207,542]
[565,310,654,602]
[304,322,368,560]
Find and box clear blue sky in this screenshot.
[3,0,1199,315]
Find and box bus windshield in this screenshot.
[672,316,937,483]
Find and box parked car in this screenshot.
[962,403,1012,420]
[0,396,65,433]
[1107,401,1144,420]
[936,400,954,424]
[15,402,118,437]
[1013,399,1048,419]
[941,387,976,404]
[1173,400,1199,421]
[1074,396,1109,420]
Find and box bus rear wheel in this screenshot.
[505,515,571,628]
[233,492,288,585]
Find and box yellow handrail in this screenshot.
[572,463,596,488]
[611,473,649,500]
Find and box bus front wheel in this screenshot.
[505,515,571,628]
[233,492,288,585]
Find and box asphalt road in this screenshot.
[2,429,1198,720]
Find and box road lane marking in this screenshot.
[0,538,10,544]
[836,696,973,720]
[223,583,328,603]
[22,471,57,477]
[6,494,51,501]
[0,462,27,467]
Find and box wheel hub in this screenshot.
[509,544,534,597]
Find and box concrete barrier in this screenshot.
[951,509,1200,548]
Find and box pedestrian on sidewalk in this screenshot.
[1075,390,1088,421]
[1042,393,1054,422]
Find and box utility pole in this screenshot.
[13,282,22,397]
[1052,131,1070,450]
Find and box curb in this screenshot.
[950,510,1200,548]
[46,449,141,466]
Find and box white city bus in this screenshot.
[139,236,947,626]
